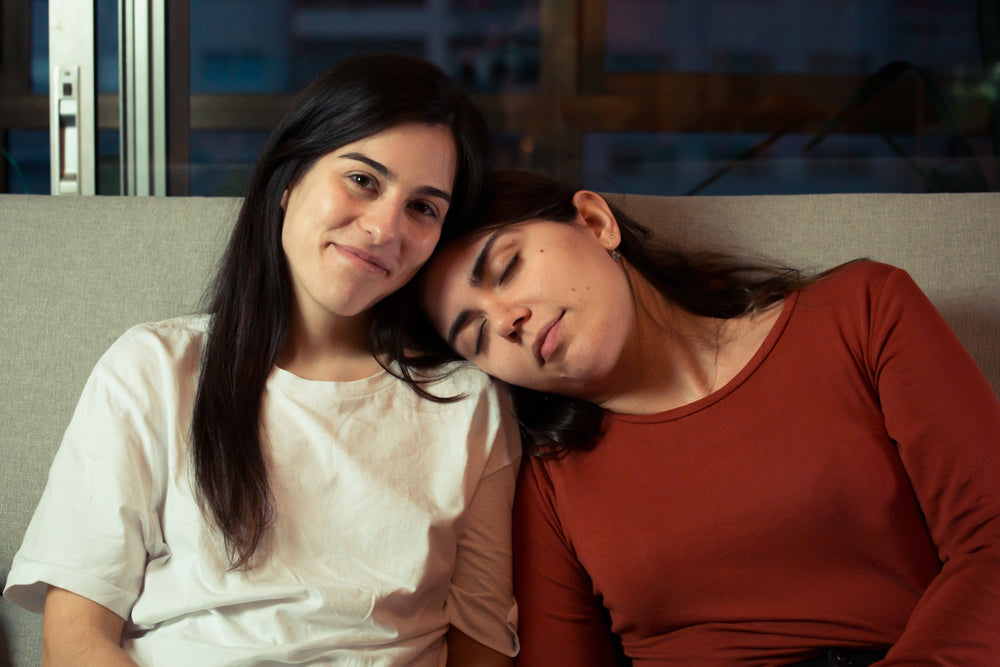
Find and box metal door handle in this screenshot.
[52,66,80,195]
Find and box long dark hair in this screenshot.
[192,53,493,569]
[400,170,817,457]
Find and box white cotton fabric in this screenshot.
[4,315,520,666]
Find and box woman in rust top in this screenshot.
[407,170,1000,666]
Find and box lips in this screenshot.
[533,312,564,366]
[333,243,390,275]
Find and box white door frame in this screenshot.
[119,0,167,195]
[48,0,96,195]
[48,0,167,196]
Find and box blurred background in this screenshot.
[1,0,996,196]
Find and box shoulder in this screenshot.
[113,313,208,348]
[405,361,521,470]
[93,314,208,396]
[432,359,497,394]
[793,261,939,358]
[401,359,501,401]
[816,259,898,289]
[805,260,920,306]
[103,314,208,359]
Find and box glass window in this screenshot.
[5,130,50,194]
[4,0,992,195]
[581,131,973,195]
[603,0,981,77]
[188,130,270,196]
[591,0,993,194]
[184,0,542,195]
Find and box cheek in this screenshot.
[483,347,530,383]
[279,218,296,260]
[477,357,510,383]
[403,228,443,266]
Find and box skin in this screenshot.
[42,123,511,666]
[44,589,511,666]
[422,191,782,415]
[447,626,514,666]
[422,191,637,404]
[279,122,458,382]
[43,588,136,667]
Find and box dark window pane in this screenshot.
[31,0,49,94]
[5,131,50,194]
[188,130,270,196]
[582,131,993,196]
[603,0,981,78]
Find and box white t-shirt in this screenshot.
[5,315,520,666]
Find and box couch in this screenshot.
[1,192,998,666]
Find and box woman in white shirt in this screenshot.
[4,53,519,666]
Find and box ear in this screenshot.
[571,190,620,250]
[280,188,289,211]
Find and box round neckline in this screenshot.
[267,364,396,399]
[607,291,799,424]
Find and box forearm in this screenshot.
[879,546,1000,664]
[446,626,513,667]
[42,587,138,667]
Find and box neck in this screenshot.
[597,297,720,414]
[591,270,779,415]
[277,309,381,382]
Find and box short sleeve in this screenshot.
[4,330,167,619]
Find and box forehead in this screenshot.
[422,220,556,309]
[429,222,523,278]
[339,123,457,176]
[426,217,576,284]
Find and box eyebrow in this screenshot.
[338,151,452,203]
[445,230,505,348]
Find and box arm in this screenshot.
[514,459,626,666]
[42,587,138,667]
[5,328,165,644]
[446,626,513,667]
[446,384,521,659]
[869,269,1000,663]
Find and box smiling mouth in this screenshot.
[334,243,389,274]
[534,312,564,366]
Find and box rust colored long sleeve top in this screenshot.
[513,262,1000,665]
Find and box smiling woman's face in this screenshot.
[281,122,457,330]
[420,198,637,402]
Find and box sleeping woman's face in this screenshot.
[420,193,638,403]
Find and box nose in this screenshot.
[494,303,530,341]
[360,197,404,244]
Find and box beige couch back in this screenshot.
[1,192,998,666]
[1,196,238,667]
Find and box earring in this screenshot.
[609,233,621,260]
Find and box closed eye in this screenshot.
[474,319,486,356]
[498,253,520,285]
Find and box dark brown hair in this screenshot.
[192,53,492,569]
